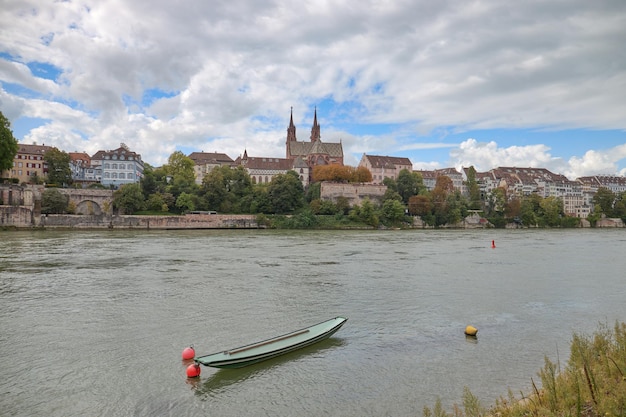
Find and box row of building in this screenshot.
[3,109,626,218]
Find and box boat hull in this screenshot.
[195,317,347,369]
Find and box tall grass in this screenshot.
[423,321,626,417]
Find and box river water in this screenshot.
[1,229,625,416]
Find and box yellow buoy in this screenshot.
[465,325,478,336]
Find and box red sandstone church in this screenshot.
[235,108,344,186]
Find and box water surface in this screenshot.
[1,229,624,416]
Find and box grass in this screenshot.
[423,321,626,417]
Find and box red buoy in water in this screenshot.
[491,240,496,248]
[186,363,201,378]
[182,346,195,360]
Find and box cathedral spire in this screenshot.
[310,106,320,142]
[286,106,297,158]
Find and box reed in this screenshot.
[423,321,626,417]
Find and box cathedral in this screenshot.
[238,108,344,186]
[285,107,344,167]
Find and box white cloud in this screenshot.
[449,139,626,179]
[1,0,625,171]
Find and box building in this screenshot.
[463,166,591,217]
[91,143,144,188]
[285,107,344,183]
[359,155,413,184]
[188,152,235,184]
[234,150,310,185]
[3,143,52,184]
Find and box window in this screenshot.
[104,163,110,169]
[119,173,125,179]
[104,172,110,178]
[119,164,125,169]
[112,163,118,169]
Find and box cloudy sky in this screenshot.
[1,0,625,179]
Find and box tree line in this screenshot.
[3,110,624,228]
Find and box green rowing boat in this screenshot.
[194,317,347,369]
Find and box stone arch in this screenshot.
[75,199,102,215]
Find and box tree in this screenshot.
[408,194,432,217]
[44,148,73,186]
[41,188,68,214]
[201,166,229,211]
[176,192,195,213]
[592,187,616,217]
[0,111,19,173]
[431,175,454,225]
[312,164,352,182]
[112,183,145,214]
[165,151,196,184]
[396,169,422,204]
[465,166,481,210]
[540,196,564,227]
[351,166,373,183]
[267,171,305,214]
[381,199,406,226]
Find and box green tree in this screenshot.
[540,196,564,226]
[201,166,229,211]
[44,148,73,187]
[41,188,68,214]
[0,112,19,173]
[112,183,145,214]
[165,151,196,184]
[355,198,379,227]
[592,187,616,217]
[268,171,305,214]
[396,169,422,204]
[145,192,168,212]
[520,194,541,226]
[175,192,195,213]
[431,175,454,226]
[381,199,406,226]
[465,166,482,210]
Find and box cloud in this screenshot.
[449,139,626,179]
[1,0,625,171]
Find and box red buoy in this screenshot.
[182,346,195,360]
[491,240,496,248]
[186,363,201,378]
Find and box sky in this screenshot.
[1,0,625,180]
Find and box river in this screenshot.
[1,229,625,416]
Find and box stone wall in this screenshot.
[320,182,387,205]
[38,213,260,229]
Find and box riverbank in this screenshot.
[426,321,626,417]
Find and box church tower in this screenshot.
[310,107,320,142]
[286,107,297,158]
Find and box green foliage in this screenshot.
[44,148,73,187]
[175,192,195,213]
[380,199,406,227]
[41,188,68,214]
[112,183,145,214]
[0,111,19,172]
[592,187,616,216]
[465,166,481,210]
[349,198,379,228]
[267,171,305,214]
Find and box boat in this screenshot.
[194,317,347,369]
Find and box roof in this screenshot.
[17,143,52,155]
[362,155,412,168]
[188,152,234,165]
[241,157,294,171]
[92,146,142,161]
[288,141,343,158]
